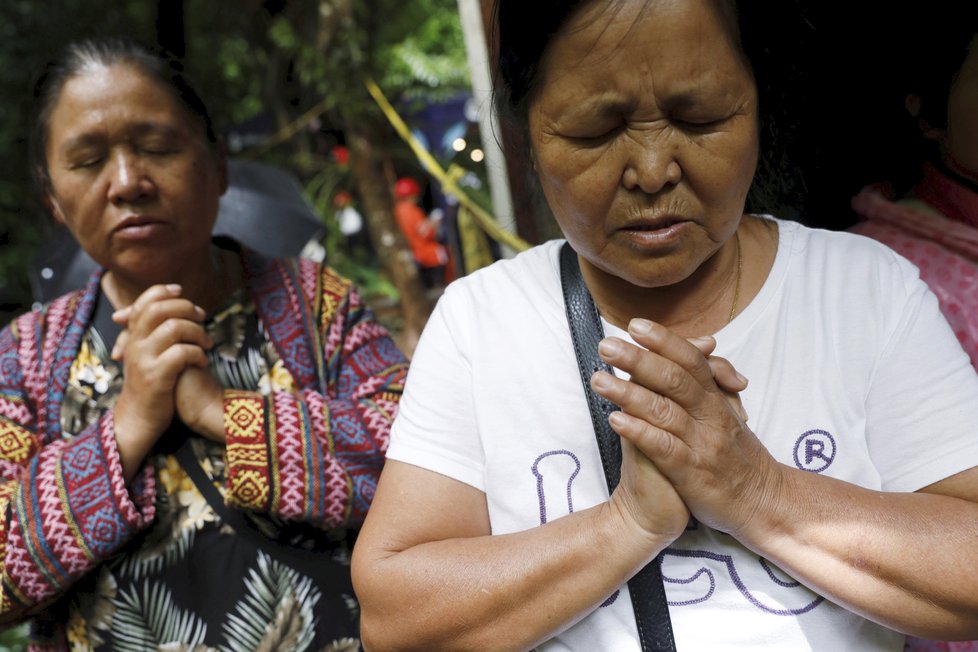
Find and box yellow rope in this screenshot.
[364,77,531,253]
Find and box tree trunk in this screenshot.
[322,0,432,351]
[343,112,432,351]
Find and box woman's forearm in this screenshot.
[736,465,978,639]
[355,500,665,652]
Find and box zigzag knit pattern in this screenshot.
[223,253,407,529]
[267,391,306,519]
[0,327,30,425]
[0,249,407,641]
[0,274,156,625]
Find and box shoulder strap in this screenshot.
[170,423,348,572]
[171,424,274,551]
[558,242,677,652]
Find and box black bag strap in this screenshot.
[169,422,351,579]
[559,242,678,652]
[171,425,271,550]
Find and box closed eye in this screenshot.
[68,156,105,170]
[564,123,624,145]
[674,117,730,133]
[137,138,180,156]
[140,147,178,156]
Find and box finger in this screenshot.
[598,335,707,412]
[705,354,748,394]
[113,319,213,362]
[123,319,213,364]
[723,390,749,422]
[112,306,132,325]
[688,335,748,411]
[627,319,717,390]
[591,369,693,435]
[111,329,129,361]
[129,298,207,337]
[125,283,184,316]
[687,335,716,357]
[155,343,210,376]
[608,409,686,465]
[149,318,214,352]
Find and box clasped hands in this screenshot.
[109,283,226,458]
[591,318,782,548]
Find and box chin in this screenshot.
[591,256,699,291]
[112,258,186,285]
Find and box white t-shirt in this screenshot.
[388,218,978,651]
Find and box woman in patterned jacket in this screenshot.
[0,37,408,650]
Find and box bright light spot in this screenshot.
[452,138,467,152]
[41,267,54,280]
[470,148,485,163]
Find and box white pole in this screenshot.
[456,0,517,258]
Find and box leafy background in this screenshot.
[0,0,478,337]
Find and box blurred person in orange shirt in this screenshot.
[393,177,448,289]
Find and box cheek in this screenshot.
[536,145,620,208]
[540,172,613,237]
[169,159,222,210]
[691,131,758,203]
[46,180,90,226]
[946,96,978,175]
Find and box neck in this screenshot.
[582,232,741,338]
[581,216,776,338]
[101,243,241,312]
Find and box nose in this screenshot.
[107,150,152,204]
[621,134,682,194]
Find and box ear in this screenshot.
[905,93,946,144]
[43,193,67,225]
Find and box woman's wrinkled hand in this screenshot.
[686,334,749,422]
[110,284,212,478]
[607,435,691,549]
[591,318,783,539]
[175,367,226,442]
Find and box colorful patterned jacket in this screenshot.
[0,250,408,634]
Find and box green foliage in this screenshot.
[304,162,399,303]
[0,0,474,327]
[0,623,28,651]
[379,2,470,101]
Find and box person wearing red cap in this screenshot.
[393,177,448,289]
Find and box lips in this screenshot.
[612,216,692,250]
[622,221,682,231]
[617,216,688,232]
[113,215,169,239]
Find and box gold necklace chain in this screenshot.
[727,231,743,324]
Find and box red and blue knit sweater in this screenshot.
[0,250,408,647]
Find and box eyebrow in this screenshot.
[59,122,183,153]
[561,95,635,120]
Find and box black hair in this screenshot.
[490,0,816,219]
[903,18,976,130]
[845,6,978,199]
[30,36,219,194]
